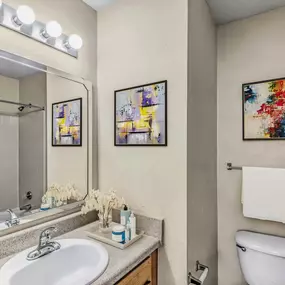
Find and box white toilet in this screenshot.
[236,231,285,285]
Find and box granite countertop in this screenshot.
[0,222,160,285]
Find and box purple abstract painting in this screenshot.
[52,98,82,146]
[115,81,167,146]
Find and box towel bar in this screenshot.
[227,163,242,171]
[188,261,209,285]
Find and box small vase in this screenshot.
[98,212,112,233]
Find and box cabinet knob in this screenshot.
[143,281,151,285]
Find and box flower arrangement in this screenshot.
[81,189,125,230]
[42,183,84,208]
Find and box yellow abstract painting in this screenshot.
[52,98,82,146]
[115,81,167,146]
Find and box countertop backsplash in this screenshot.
[112,209,164,243]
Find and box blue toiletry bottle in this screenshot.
[120,204,131,226]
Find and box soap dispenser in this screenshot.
[120,204,131,226]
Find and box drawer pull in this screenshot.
[143,281,151,285]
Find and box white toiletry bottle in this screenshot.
[129,212,136,239]
[125,220,131,242]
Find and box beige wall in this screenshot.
[218,7,285,285]
[0,75,19,106]
[187,1,217,284]
[97,0,188,284]
[0,0,98,188]
[19,72,46,208]
[0,75,19,210]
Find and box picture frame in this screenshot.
[115,80,167,146]
[243,77,285,140]
[52,98,82,147]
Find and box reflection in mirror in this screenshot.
[0,51,92,235]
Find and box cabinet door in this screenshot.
[117,250,157,285]
[118,258,151,285]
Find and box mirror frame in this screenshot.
[0,49,94,237]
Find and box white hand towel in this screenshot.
[243,166,285,223]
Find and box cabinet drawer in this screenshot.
[117,257,152,285]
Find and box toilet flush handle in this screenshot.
[236,244,247,252]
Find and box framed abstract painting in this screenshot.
[115,80,167,146]
[243,78,285,140]
[52,98,82,146]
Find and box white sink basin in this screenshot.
[0,239,109,285]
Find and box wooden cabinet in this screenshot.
[117,250,158,285]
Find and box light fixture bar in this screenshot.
[0,3,79,58]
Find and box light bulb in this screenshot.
[67,34,83,50]
[43,21,62,38]
[14,5,35,25]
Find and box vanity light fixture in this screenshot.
[13,5,35,26]
[0,2,82,57]
[66,34,83,50]
[41,21,62,38]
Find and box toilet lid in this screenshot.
[236,231,285,258]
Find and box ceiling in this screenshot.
[83,0,116,11]
[206,0,285,24]
[83,0,285,24]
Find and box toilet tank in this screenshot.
[236,231,285,285]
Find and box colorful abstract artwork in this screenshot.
[115,81,167,146]
[52,98,82,146]
[243,79,285,140]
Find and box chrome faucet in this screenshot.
[5,209,20,227]
[27,227,61,261]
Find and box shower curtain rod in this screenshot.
[0,98,45,110]
[0,108,44,117]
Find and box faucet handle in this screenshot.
[7,209,18,220]
[27,227,61,261]
[40,227,57,241]
[38,227,58,247]
[6,209,20,227]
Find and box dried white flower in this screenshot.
[81,189,125,227]
[42,183,84,207]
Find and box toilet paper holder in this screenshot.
[188,261,209,285]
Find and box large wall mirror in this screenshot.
[0,50,93,236]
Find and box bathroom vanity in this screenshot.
[63,222,160,285]
[0,213,162,285]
